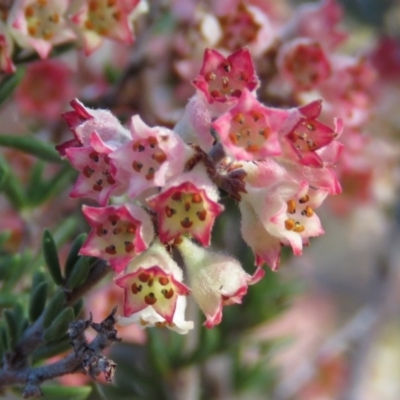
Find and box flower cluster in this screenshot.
[58,45,342,333]
[0,0,147,73]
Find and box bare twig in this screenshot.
[0,308,120,398]
[4,259,112,370]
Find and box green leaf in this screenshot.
[35,163,75,205]
[0,154,9,191]
[29,281,48,322]
[65,256,91,290]
[32,335,71,362]
[43,291,65,328]
[0,66,25,106]
[72,298,84,318]
[0,167,26,210]
[0,134,62,163]
[4,309,19,348]
[32,269,46,288]
[43,307,74,342]
[41,385,92,400]
[64,234,87,279]
[42,230,63,285]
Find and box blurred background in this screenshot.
[0,0,400,399]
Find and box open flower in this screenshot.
[277,38,332,92]
[15,59,75,120]
[8,0,75,59]
[69,0,145,55]
[109,115,193,199]
[282,100,342,167]
[192,47,259,113]
[115,242,193,334]
[57,98,131,156]
[178,237,263,328]
[212,89,300,160]
[147,166,224,246]
[0,21,15,73]
[65,131,126,205]
[80,203,154,272]
[240,162,328,269]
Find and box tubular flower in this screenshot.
[287,0,348,50]
[115,242,193,334]
[80,204,154,273]
[241,178,328,265]
[8,0,75,59]
[0,21,15,73]
[57,98,131,156]
[109,115,194,199]
[277,38,332,92]
[65,131,126,205]
[69,0,143,55]
[213,1,274,56]
[178,237,264,328]
[15,59,75,120]
[147,166,224,246]
[282,100,342,167]
[192,47,259,110]
[212,88,300,160]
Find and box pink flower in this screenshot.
[15,59,75,120]
[9,0,75,59]
[240,162,328,269]
[319,55,377,126]
[80,203,154,272]
[277,38,331,92]
[57,98,131,156]
[211,1,275,56]
[212,89,300,160]
[282,100,342,167]
[285,0,347,51]
[115,242,193,334]
[109,115,193,199]
[65,131,126,205]
[192,48,259,109]
[69,0,144,55]
[147,166,224,246]
[0,21,15,73]
[178,237,263,328]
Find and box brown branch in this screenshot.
[0,308,120,398]
[5,259,112,370]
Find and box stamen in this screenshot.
[105,244,116,255]
[159,277,169,286]
[162,288,174,299]
[301,206,314,217]
[206,72,216,81]
[124,242,134,253]
[139,272,150,282]
[132,161,143,172]
[196,210,207,221]
[293,222,305,233]
[181,218,193,228]
[299,195,310,204]
[131,283,141,294]
[152,151,167,164]
[287,200,296,214]
[192,193,202,203]
[233,113,245,124]
[144,293,157,305]
[83,166,94,178]
[285,219,295,230]
[172,192,182,201]
[165,206,175,218]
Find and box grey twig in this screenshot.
[3,259,112,371]
[0,308,120,398]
